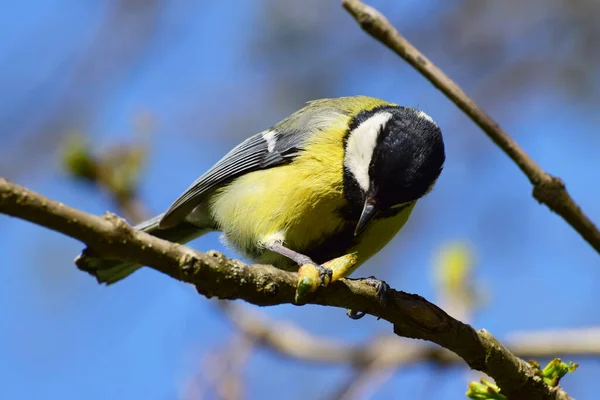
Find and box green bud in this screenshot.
[466,378,506,400]
[541,358,578,387]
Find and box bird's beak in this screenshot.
[354,196,378,236]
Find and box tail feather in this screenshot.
[76,213,208,284]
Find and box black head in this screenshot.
[343,105,445,235]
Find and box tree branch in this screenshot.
[342,0,600,255]
[0,178,571,400]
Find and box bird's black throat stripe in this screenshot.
[305,202,409,264]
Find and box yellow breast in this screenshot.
[208,119,350,267]
[346,203,415,273]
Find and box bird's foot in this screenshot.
[363,276,392,305]
[294,253,358,303]
[346,276,392,320]
[295,263,332,303]
[316,264,333,287]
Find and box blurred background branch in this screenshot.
[221,301,600,368]
[181,334,254,400]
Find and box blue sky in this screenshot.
[1,1,599,399]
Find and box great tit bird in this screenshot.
[77,96,445,302]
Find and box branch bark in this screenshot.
[342,0,600,255]
[0,178,571,400]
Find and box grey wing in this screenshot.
[158,129,304,228]
[159,101,348,229]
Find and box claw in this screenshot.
[316,265,333,287]
[362,276,391,307]
[346,309,366,320]
[346,276,392,320]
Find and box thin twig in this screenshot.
[342,0,600,255]
[204,336,253,400]
[0,178,571,400]
[219,301,449,368]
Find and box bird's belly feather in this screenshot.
[208,162,345,267]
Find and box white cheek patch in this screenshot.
[344,112,393,192]
[417,110,434,124]
[262,129,278,153]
